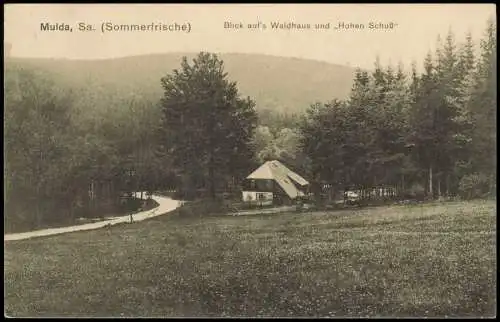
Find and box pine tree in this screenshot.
[300,100,351,198]
[382,62,413,191]
[159,52,258,200]
[408,51,440,197]
[449,31,477,188]
[435,29,465,196]
[372,56,387,103]
[460,31,477,95]
[468,19,496,181]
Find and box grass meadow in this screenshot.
[4,200,496,317]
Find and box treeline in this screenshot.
[300,20,496,200]
[4,67,170,232]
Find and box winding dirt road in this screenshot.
[4,193,181,242]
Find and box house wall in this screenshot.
[242,191,273,206]
[241,178,300,206]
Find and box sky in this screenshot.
[4,4,496,70]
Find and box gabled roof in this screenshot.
[246,160,309,199]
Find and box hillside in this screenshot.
[5,53,356,114]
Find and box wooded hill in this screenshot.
[5,53,355,114]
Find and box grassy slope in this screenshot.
[4,200,496,317]
[5,53,355,113]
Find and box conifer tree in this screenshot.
[159,52,258,199]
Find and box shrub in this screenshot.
[117,197,144,214]
[173,198,230,218]
[458,173,494,200]
[406,183,426,201]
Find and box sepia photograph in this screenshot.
[3,3,496,318]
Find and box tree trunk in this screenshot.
[70,205,74,224]
[90,180,96,215]
[445,173,450,197]
[208,155,216,200]
[35,187,42,229]
[180,174,191,200]
[209,173,216,199]
[437,176,441,198]
[429,166,433,199]
[36,148,43,228]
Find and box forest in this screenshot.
[301,23,496,202]
[4,19,496,233]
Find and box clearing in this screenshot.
[4,199,496,317]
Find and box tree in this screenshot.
[375,62,413,191]
[159,52,258,199]
[4,63,166,231]
[433,29,467,197]
[274,128,302,165]
[253,125,274,161]
[407,52,436,197]
[467,18,496,190]
[300,100,351,199]
[300,21,494,202]
[4,67,77,228]
[408,28,473,199]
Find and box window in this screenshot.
[257,192,272,201]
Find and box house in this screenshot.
[241,160,310,206]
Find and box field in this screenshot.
[4,200,496,318]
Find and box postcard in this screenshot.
[4,4,496,318]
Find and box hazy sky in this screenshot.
[4,4,495,70]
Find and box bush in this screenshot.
[119,197,143,213]
[173,198,231,218]
[405,183,426,201]
[141,198,160,211]
[458,173,494,200]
